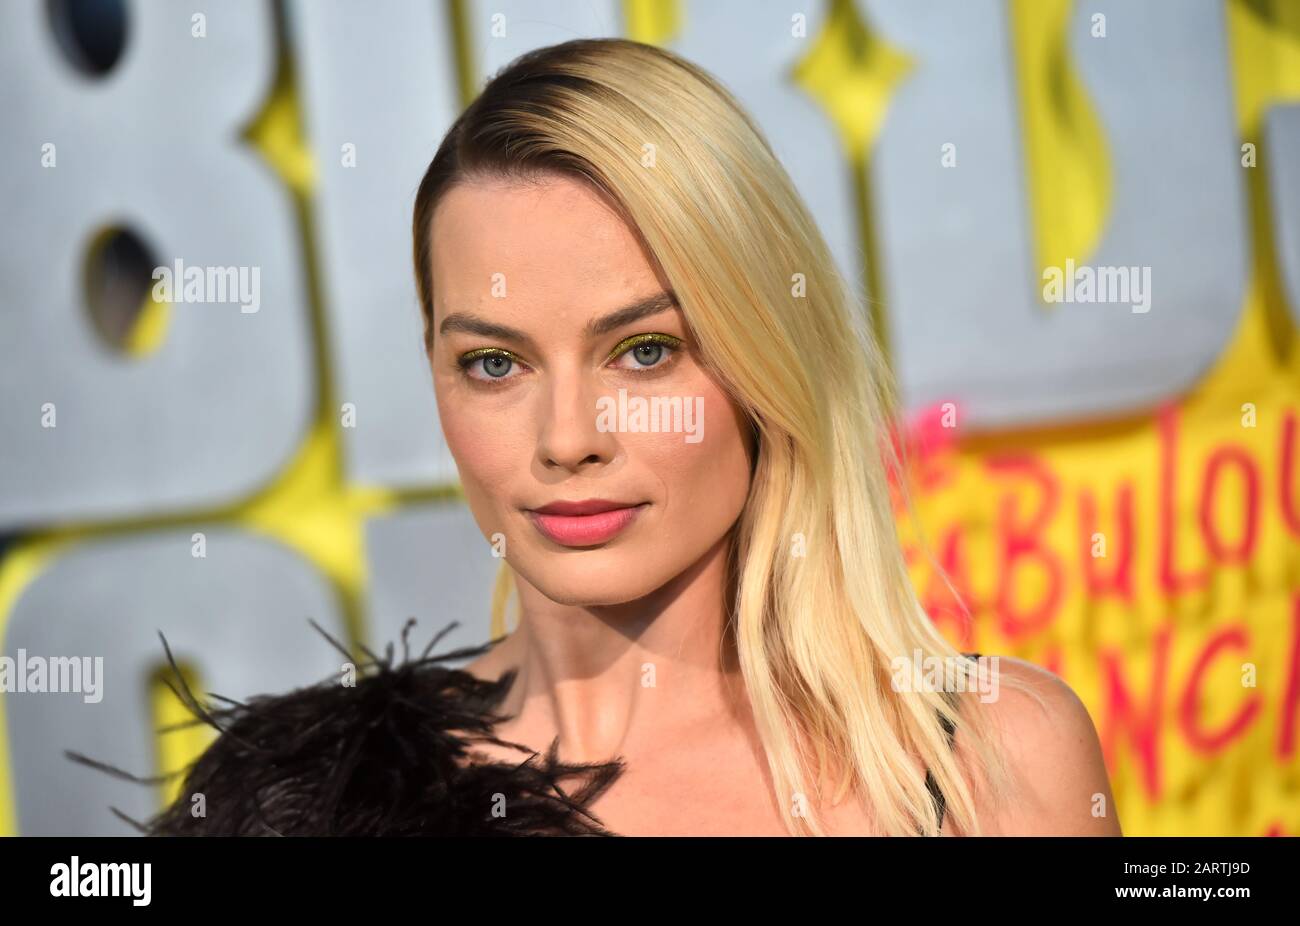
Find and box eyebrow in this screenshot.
[437,290,679,347]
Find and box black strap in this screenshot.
[922,652,980,834]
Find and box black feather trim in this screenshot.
[65,618,626,836]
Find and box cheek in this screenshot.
[630,386,751,523]
[435,383,528,516]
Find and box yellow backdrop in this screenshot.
[1,0,1298,836]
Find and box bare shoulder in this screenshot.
[949,655,1122,836]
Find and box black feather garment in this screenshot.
[66,619,626,836]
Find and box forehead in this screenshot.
[429,173,660,323]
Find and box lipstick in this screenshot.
[525,499,647,547]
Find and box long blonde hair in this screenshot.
[413,37,1040,835]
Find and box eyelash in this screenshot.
[456,333,684,386]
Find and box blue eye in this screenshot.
[630,343,662,365]
[457,335,681,384]
[608,334,681,371]
[479,354,513,377]
[459,349,525,383]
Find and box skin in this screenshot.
[946,659,1123,836]
[425,172,1120,836]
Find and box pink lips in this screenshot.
[526,499,648,547]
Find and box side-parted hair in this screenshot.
[412,37,1042,835]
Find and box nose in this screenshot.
[535,365,619,473]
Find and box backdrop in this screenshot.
[1,0,1298,836]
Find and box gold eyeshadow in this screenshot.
[457,346,524,367]
[454,332,685,383]
[604,332,684,364]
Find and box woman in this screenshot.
[76,37,1120,838]
[406,37,1119,837]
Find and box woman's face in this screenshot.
[427,173,755,606]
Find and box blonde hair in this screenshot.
[413,37,1041,835]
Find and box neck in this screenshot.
[486,534,746,765]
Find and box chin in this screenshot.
[513,547,675,607]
